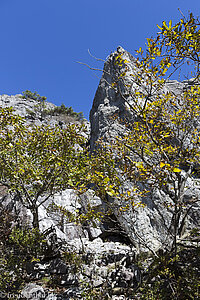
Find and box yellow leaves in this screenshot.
[160,162,170,169]
[185,32,192,39]
[94,171,104,178]
[111,82,117,87]
[169,20,172,30]
[127,190,131,196]
[119,206,129,212]
[160,162,166,168]
[160,162,181,173]
[144,148,153,156]
[119,72,126,78]
[162,133,170,138]
[67,179,73,186]
[114,55,129,68]
[135,162,144,168]
[173,168,181,173]
[136,47,143,54]
[107,189,117,197]
[31,257,40,263]
[158,79,165,85]
[146,38,153,47]
[158,20,172,34]
[156,49,161,56]
[19,168,25,174]
[163,20,168,29]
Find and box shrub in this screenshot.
[0,206,53,295]
[136,247,200,299]
[46,103,84,121]
[21,90,47,102]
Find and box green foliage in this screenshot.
[9,227,48,261]
[62,251,83,269]
[21,90,84,121]
[21,90,47,102]
[0,106,23,128]
[21,90,48,120]
[26,103,49,120]
[48,201,104,228]
[0,209,22,294]
[46,103,84,121]
[137,247,200,299]
[0,107,123,231]
[80,280,111,300]
[0,204,59,295]
[105,12,200,255]
[44,250,84,290]
[0,107,89,227]
[0,12,199,299]
[0,207,44,294]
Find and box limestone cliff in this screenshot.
[89,47,200,252]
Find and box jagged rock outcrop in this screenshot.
[1,52,200,297]
[90,46,186,148]
[89,46,200,252]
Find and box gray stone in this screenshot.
[49,258,68,274]
[89,47,200,253]
[21,283,45,299]
[45,295,57,300]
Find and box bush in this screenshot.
[22,90,84,122]
[46,103,84,121]
[136,247,200,299]
[0,205,52,295]
[9,228,49,261]
[21,90,47,102]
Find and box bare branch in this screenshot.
[77,61,104,72]
[88,49,106,62]
[178,8,186,19]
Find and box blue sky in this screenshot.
[0,0,200,119]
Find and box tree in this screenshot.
[92,12,200,255]
[46,103,84,122]
[21,90,47,102]
[21,90,48,120]
[0,107,88,228]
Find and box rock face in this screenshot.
[0,94,56,125]
[0,94,89,129]
[1,50,200,298]
[0,94,141,299]
[89,46,200,252]
[90,46,185,148]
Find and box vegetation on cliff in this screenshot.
[0,11,199,299]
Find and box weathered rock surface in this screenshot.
[0,94,90,130]
[1,47,200,298]
[0,93,143,299]
[89,46,200,252]
[0,94,94,243]
[0,94,56,126]
[90,46,186,148]
[20,238,139,299]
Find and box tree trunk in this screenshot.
[173,199,179,258]
[32,206,39,229]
